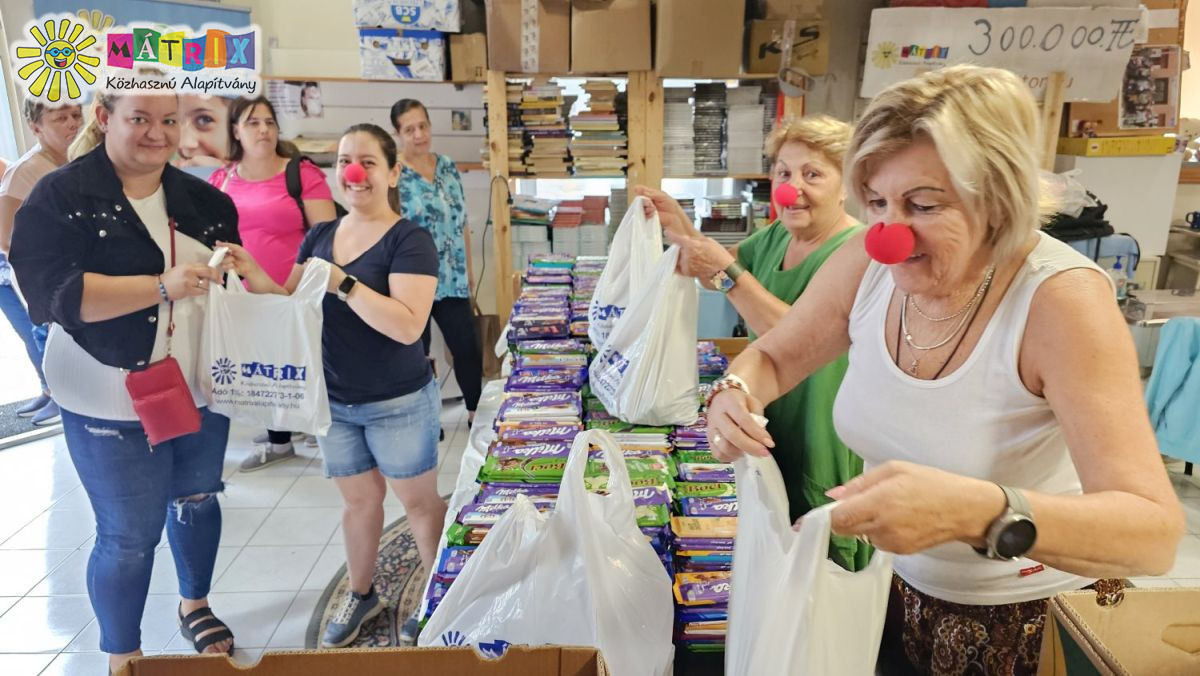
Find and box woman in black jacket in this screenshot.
[9,92,240,673]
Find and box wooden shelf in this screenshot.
[1180,163,1200,184]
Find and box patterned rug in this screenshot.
[306,514,429,649]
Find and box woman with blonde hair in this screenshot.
[636,115,868,571]
[708,65,1183,674]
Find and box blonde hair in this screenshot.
[764,115,852,169]
[67,92,116,161]
[846,65,1046,262]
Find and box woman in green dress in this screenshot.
[634,115,868,570]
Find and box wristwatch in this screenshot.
[710,260,747,294]
[336,274,359,302]
[975,484,1038,561]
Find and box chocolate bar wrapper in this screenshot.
[511,324,569,341]
[674,537,735,551]
[446,522,470,546]
[515,339,586,355]
[478,482,561,501]
[586,456,673,477]
[675,481,738,499]
[678,462,736,482]
[514,353,588,370]
[497,393,582,422]
[585,473,673,493]
[499,422,583,444]
[673,571,732,606]
[457,498,556,526]
[489,441,573,460]
[586,420,672,435]
[636,503,671,528]
[675,451,719,465]
[671,516,738,539]
[435,546,476,579]
[423,580,452,618]
[680,496,739,517]
[479,454,568,483]
[630,485,672,506]
[503,369,583,392]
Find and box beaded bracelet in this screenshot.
[704,374,751,411]
[156,275,170,303]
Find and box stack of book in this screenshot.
[522,83,571,177]
[727,86,765,176]
[664,88,695,177]
[699,196,749,247]
[570,81,627,177]
[693,83,727,177]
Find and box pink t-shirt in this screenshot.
[209,160,332,285]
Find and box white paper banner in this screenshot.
[862,6,1145,102]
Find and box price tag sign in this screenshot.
[862,6,1145,102]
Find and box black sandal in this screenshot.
[178,604,235,655]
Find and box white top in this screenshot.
[0,144,59,201]
[832,232,1106,605]
[44,186,212,421]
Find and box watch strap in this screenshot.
[1001,485,1033,519]
[725,260,746,281]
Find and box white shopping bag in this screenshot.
[726,454,894,676]
[587,196,663,348]
[419,429,675,676]
[198,260,331,436]
[589,245,699,426]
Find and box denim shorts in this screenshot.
[319,378,440,480]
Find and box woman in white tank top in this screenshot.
[705,66,1184,675]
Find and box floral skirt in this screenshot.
[882,574,1126,676]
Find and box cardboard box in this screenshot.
[763,0,823,18]
[450,32,488,81]
[486,0,570,73]
[570,0,651,73]
[116,645,610,676]
[1057,136,1176,157]
[745,18,829,76]
[353,0,463,31]
[655,0,743,77]
[1067,44,1182,137]
[358,28,447,80]
[1038,588,1200,675]
[1143,0,1184,45]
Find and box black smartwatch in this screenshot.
[336,274,358,302]
[975,484,1037,561]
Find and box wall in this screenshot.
[797,0,881,121]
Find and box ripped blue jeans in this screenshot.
[61,407,229,654]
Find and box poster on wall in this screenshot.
[1119,45,1180,130]
[267,80,323,119]
[862,6,1146,102]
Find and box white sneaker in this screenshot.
[239,442,297,472]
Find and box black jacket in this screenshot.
[9,143,239,370]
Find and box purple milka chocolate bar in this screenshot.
[504,370,584,392]
[501,424,582,443]
[631,485,672,507]
[674,538,735,551]
[478,483,561,501]
[678,463,736,483]
[516,339,586,355]
[498,392,581,420]
[489,441,572,459]
[681,496,739,517]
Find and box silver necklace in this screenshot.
[901,265,996,353]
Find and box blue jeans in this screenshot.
[62,407,229,654]
[319,379,440,480]
[0,280,47,392]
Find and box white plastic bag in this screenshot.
[726,454,894,676]
[588,196,663,348]
[590,245,699,426]
[198,260,331,436]
[419,429,675,676]
[1041,168,1097,218]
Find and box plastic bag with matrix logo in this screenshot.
[197,259,331,435]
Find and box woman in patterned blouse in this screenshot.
[391,99,482,427]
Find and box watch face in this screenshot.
[996,518,1037,559]
[713,272,734,292]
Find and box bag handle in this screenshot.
[558,429,636,528]
[293,258,332,307]
[164,218,178,355]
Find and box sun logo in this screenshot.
[872,41,900,70]
[13,17,100,102]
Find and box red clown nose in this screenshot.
[773,183,798,208]
[343,162,367,184]
[864,222,916,265]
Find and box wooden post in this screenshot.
[782,94,805,121]
[626,71,663,190]
[485,69,514,321]
[1040,71,1068,171]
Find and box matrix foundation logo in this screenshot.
[11,13,262,103]
[13,16,100,102]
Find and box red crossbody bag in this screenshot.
[124,217,202,445]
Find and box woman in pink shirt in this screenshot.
[210,96,336,470]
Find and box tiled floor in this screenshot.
[0,397,471,675]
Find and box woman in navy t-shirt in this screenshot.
[221,123,445,647]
